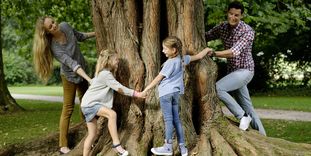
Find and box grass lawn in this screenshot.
[0,99,81,149]
[1,100,311,149]
[218,96,311,112]
[4,86,311,148]
[262,119,311,144]
[9,86,63,96]
[252,96,311,112]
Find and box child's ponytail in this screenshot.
[162,36,185,72]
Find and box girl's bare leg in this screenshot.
[83,118,97,156]
[96,107,126,153]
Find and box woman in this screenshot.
[33,16,95,154]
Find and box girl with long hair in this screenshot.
[33,16,95,154]
[81,49,144,156]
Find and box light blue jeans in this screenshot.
[216,69,266,136]
[160,92,185,143]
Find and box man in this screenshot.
[206,1,266,135]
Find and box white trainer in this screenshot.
[239,115,252,130]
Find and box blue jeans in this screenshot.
[160,92,185,143]
[216,69,266,136]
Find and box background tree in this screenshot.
[0,51,24,113]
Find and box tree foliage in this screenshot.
[204,0,311,89]
[2,51,36,85]
[1,0,96,84]
[1,0,310,88]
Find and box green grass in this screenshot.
[6,86,311,146]
[263,119,311,144]
[252,96,311,112]
[1,99,310,150]
[0,99,81,149]
[9,86,63,96]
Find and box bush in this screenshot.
[3,51,38,85]
[85,56,97,77]
[3,50,104,86]
[46,64,61,85]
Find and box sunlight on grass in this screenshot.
[252,96,311,112]
[9,86,63,96]
[0,99,82,149]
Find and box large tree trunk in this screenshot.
[66,0,311,155]
[3,0,310,155]
[0,51,24,114]
[65,0,311,156]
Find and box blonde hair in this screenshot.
[162,36,183,58]
[32,16,54,82]
[95,49,118,76]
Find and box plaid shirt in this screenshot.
[205,21,255,72]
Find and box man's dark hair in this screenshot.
[228,1,244,14]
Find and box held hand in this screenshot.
[140,91,148,98]
[206,48,215,57]
[196,47,214,60]
[134,91,146,98]
[203,47,212,53]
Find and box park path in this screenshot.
[12,94,311,122]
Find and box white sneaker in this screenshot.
[239,115,252,130]
[150,144,173,156]
[119,150,129,156]
[179,144,188,156]
[112,144,129,156]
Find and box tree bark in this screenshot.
[68,0,310,155]
[0,50,24,114]
[2,0,310,155]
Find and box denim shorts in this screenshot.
[81,103,103,122]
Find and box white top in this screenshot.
[81,70,134,108]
